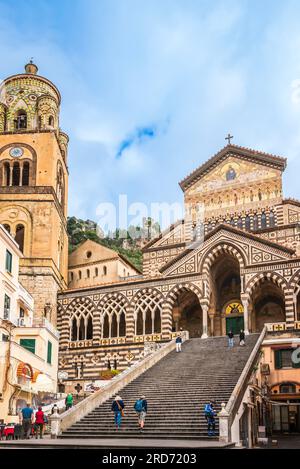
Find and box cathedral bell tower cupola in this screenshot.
[24,59,38,75]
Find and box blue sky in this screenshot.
[1,0,300,228]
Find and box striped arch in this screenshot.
[288,269,300,292]
[130,287,165,307]
[165,283,203,308]
[66,296,97,318]
[245,272,288,298]
[200,242,247,277]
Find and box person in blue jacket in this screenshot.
[111,395,125,430]
[204,401,217,436]
[134,395,148,433]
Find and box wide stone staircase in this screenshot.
[60,334,260,440]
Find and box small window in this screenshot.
[245,215,251,231]
[279,383,296,394]
[19,307,25,318]
[20,338,36,354]
[5,250,12,273]
[86,251,92,259]
[95,267,98,276]
[2,334,9,342]
[48,116,54,127]
[79,270,82,280]
[269,211,275,227]
[15,110,27,130]
[87,269,90,278]
[103,265,107,275]
[47,341,52,364]
[261,212,267,229]
[70,272,74,281]
[253,214,258,230]
[4,294,10,319]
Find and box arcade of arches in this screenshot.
[170,254,288,338]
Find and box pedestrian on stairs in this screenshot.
[175,333,182,352]
[239,330,246,346]
[207,403,217,436]
[228,330,234,348]
[134,395,147,433]
[111,395,125,430]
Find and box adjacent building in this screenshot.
[0,224,59,423]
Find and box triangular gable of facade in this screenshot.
[68,239,118,267]
[142,219,185,251]
[160,224,295,278]
[179,144,287,192]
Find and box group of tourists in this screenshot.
[111,395,148,432]
[20,403,48,439]
[228,329,246,348]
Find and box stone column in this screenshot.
[19,162,23,186]
[241,297,250,335]
[218,402,230,443]
[284,288,296,329]
[125,305,135,342]
[9,164,13,186]
[161,302,173,340]
[201,303,209,339]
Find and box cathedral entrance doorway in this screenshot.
[172,289,203,338]
[209,253,242,336]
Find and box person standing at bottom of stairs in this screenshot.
[204,402,217,437]
[134,395,148,433]
[111,395,125,431]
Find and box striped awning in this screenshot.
[16,362,33,380]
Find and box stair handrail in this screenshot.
[218,326,266,442]
[50,335,184,437]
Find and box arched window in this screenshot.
[253,214,258,230]
[69,298,95,342]
[134,291,163,335]
[261,212,267,229]
[15,224,25,252]
[279,383,296,394]
[245,215,251,231]
[154,308,161,333]
[22,162,30,186]
[119,312,126,337]
[269,211,275,227]
[230,217,235,226]
[86,315,93,339]
[237,217,243,229]
[12,162,20,186]
[15,110,27,130]
[3,224,10,234]
[103,265,107,275]
[4,163,10,186]
[111,314,118,337]
[103,314,109,338]
[145,310,152,334]
[71,317,77,341]
[78,317,85,340]
[136,310,143,335]
[48,115,54,127]
[95,267,98,276]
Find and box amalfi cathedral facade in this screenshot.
[0,63,300,433]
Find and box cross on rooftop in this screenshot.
[225,133,233,145]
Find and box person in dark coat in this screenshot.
[111,395,125,430]
[239,330,245,346]
[228,330,234,348]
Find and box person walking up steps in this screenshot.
[65,393,73,410]
[228,330,234,348]
[239,329,246,346]
[204,401,217,436]
[134,395,148,433]
[111,395,125,430]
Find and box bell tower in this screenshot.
[0,61,69,326]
